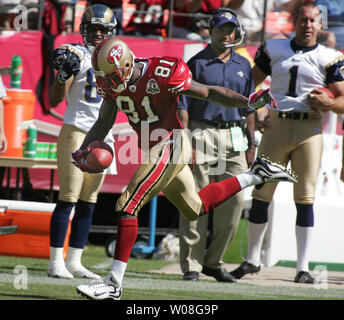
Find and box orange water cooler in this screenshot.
[0,200,71,259]
[0,89,35,158]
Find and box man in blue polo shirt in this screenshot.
[178,8,256,282]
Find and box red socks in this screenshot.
[113,178,242,261]
[114,218,138,263]
[198,177,242,214]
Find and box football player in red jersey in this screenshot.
[73,38,297,300]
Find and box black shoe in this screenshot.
[202,266,237,283]
[230,261,261,279]
[183,271,199,281]
[294,271,314,284]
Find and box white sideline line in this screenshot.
[1,272,344,299]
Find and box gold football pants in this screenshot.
[116,130,203,220]
[252,110,323,204]
[57,123,105,203]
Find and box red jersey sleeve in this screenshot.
[165,57,193,96]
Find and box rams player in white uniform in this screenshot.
[47,4,117,279]
[230,2,344,283]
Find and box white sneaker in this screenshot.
[77,272,122,300]
[66,263,101,279]
[47,263,74,279]
[250,156,298,188]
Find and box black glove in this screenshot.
[54,49,81,83]
[52,48,69,70]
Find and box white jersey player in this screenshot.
[60,43,104,132]
[255,38,344,112]
[230,3,344,284]
[47,4,117,280]
[56,43,115,152]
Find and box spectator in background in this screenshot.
[178,8,256,282]
[172,0,244,41]
[271,0,337,48]
[124,0,168,36]
[289,0,344,49]
[88,0,123,34]
[0,0,20,32]
[17,0,74,32]
[21,0,40,30]
[230,2,344,283]
[234,0,298,43]
[0,0,73,32]
[315,0,344,49]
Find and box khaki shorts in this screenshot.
[116,130,203,220]
[57,124,105,203]
[252,110,323,204]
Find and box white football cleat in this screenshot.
[47,263,74,279]
[250,156,298,187]
[77,272,122,300]
[66,263,101,279]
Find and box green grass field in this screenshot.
[1,245,344,302]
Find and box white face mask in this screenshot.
[109,53,136,95]
[109,65,134,95]
[111,82,126,94]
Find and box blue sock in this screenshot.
[50,200,75,247]
[69,200,96,249]
[295,203,314,227]
[249,199,270,224]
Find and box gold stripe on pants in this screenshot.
[116,130,203,220]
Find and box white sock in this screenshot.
[49,247,65,266]
[245,221,268,266]
[236,171,263,189]
[66,246,83,268]
[295,225,313,272]
[109,259,127,287]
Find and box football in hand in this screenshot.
[86,141,114,171]
[312,87,335,99]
